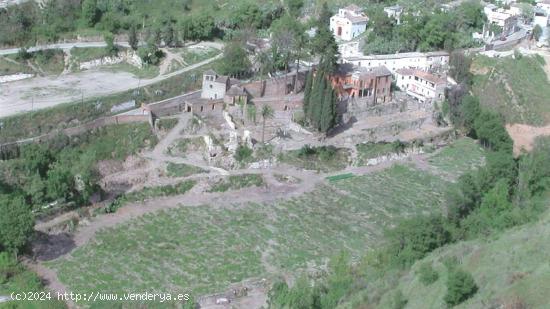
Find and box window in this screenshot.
[212,104,215,110]
[200,106,204,112]
[209,85,213,89]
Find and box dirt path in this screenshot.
[159,48,186,75]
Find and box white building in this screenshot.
[342,50,450,74]
[201,69,230,100]
[384,5,403,25]
[537,0,550,14]
[330,5,369,41]
[484,5,518,37]
[395,68,447,102]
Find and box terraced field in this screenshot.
[48,164,453,298]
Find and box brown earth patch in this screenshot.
[506,123,550,156]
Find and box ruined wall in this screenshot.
[148,91,200,117]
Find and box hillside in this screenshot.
[471,54,550,126]
[374,200,550,309]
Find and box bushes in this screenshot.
[417,263,439,285]
[103,180,196,213]
[235,144,253,163]
[208,174,264,193]
[444,269,478,306]
[387,215,452,267]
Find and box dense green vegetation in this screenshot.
[102,180,197,214]
[0,123,157,215]
[0,0,289,47]
[278,145,350,172]
[0,252,67,308]
[363,1,484,54]
[0,123,157,308]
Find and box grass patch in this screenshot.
[278,145,350,172]
[0,55,33,75]
[180,47,221,65]
[168,137,206,157]
[102,62,160,79]
[471,55,550,125]
[166,162,207,178]
[156,118,178,131]
[326,173,354,182]
[102,180,196,213]
[0,254,66,309]
[0,59,221,144]
[427,137,485,179]
[208,174,265,192]
[355,140,409,166]
[49,164,452,298]
[70,46,110,62]
[30,49,65,75]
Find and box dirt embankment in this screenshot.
[506,123,550,156]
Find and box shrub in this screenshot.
[390,290,408,309]
[387,215,452,266]
[417,263,439,285]
[0,252,18,284]
[444,269,478,306]
[235,144,253,163]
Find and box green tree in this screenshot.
[162,23,175,47]
[319,80,337,133]
[219,40,251,77]
[474,110,513,152]
[285,0,304,16]
[387,215,451,266]
[104,32,118,56]
[246,104,257,124]
[0,195,34,255]
[444,269,478,306]
[302,71,313,119]
[261,105,275,143]
[318,2,332,26]
[270,14,305,72]
[81,0,99,27]
[533,24,543,41]
[128,25,139,50]
[46,163,73,201]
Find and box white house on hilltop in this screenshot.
[330,5,369,41]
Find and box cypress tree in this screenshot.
[320,83,336,133]
[311,73,326,130]
[303,71,313,119]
